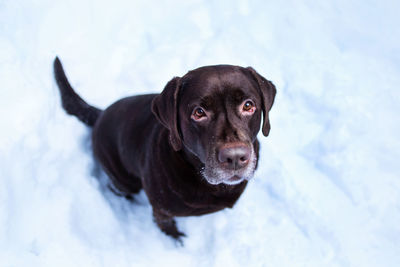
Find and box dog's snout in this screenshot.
[218,144,251,170]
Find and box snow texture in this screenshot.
[1,0,400,266]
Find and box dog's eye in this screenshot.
[242,100,256,114]
[192,107,207,121]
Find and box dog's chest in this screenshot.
[147,176,247,217]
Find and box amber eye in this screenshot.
[242,100,255,113]
[192,107,207,121]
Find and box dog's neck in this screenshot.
[179,145,204,172]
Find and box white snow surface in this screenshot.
[1,0,400,266]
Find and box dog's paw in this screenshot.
[160,221,186,246]
[169,229,186,246]
[153,211,186,246]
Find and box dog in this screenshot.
[53,57,276,243]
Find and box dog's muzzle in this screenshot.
[202,142,256,185]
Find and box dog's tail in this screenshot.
[53,57,102,127]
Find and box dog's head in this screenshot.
[152,65,276,185]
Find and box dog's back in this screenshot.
[54,57,147,195]
[92,94,159,195]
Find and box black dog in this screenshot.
[53,57,276,242]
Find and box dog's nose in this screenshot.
[218,144,251,170]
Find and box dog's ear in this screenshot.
[246,67,276,136]
[151,77,182,151]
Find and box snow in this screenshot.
[1,0,400,266]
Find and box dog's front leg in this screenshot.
[153,209,185,244]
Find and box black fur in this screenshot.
[53,57,276,243]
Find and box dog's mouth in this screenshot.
[224,175,245,185]
[228,175,242,182]
[203,169,254,185]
